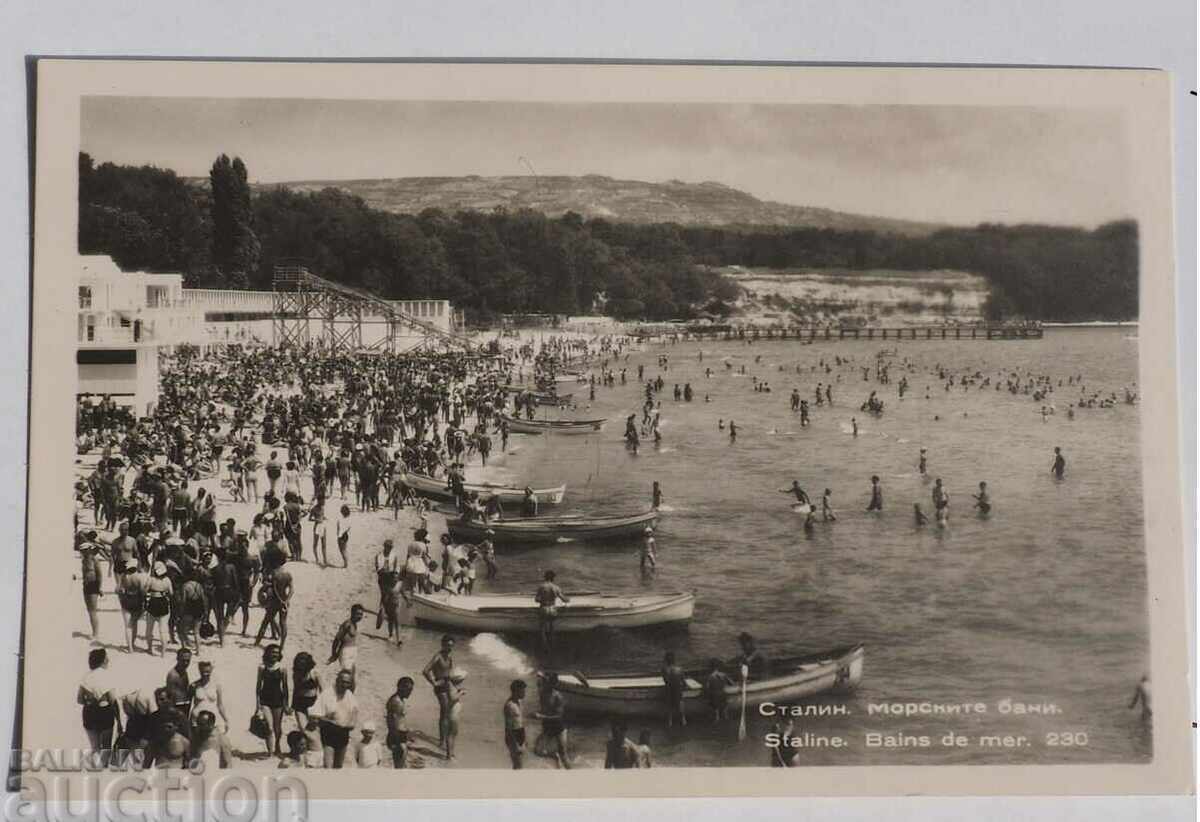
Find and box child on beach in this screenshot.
[635,730,654,768]
[301,716,324,768]
[335,505,352,569]
[278,731,306,768]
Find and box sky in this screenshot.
[80,97,1133,227]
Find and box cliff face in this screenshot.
[720,267,990,326]
[257,175,943,236]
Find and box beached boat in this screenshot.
[500,413,606,434]
[409,590,695,634]
[445,510,658,544]
[400,470,566,506]
[534,392,573,406]
[546,644,864,718]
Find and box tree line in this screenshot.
[78,153,1138,323]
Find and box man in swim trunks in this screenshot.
[385,676,414,768]
[503,679,527,769]
[534,571,569,649]
[422,635,456,747]
[316,669,358,769]
[535,673,570,769]
[254,565,293,650]
[328,604,364,687]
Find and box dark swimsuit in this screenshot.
[259,667,287,709]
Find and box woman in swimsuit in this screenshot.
[255,644,289,756]
[290,651,323,730]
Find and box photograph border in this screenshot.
[23,59,1191,799]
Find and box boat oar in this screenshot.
[737,664,748,741]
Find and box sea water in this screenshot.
[474,328,1149,766]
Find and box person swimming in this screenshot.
[913,503,929,526]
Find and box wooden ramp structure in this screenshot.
[271,261,477,354]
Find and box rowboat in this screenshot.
[500,413,606,435]
[445,510,658,545]
[534,392,573,406]
[545,644,864,718]
[408,590,695,634]
[400,470,566,506]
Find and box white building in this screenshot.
[77,255,203,416]
[77,255,466,415]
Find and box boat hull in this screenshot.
[409,591,695,633]
[549,644,864,718]
[446,511,658,545]
[401,471,566,505]
[501,413,606,435]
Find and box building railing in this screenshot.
[184,289,277,311]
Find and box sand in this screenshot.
[62,441,566,772]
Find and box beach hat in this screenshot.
[644,527,654,534]
[78,542,97,552]
[122,559,140,572]
[165,536,185,547]
[449,668,467,684]
[361,720,377,732]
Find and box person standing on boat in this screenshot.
[520,487,540,519]
[534,571,569,649]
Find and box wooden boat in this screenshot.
[545,644,864,719]
[409,590,695,634]
[400,470,566,506]
[445,510,658,545]
[500,413,606,435]
[534,392,573,406]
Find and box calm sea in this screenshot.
[471,327,1150,766]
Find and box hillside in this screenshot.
[252,175,944,236]
[720,266,989,327]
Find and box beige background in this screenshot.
[27,61,1191,798]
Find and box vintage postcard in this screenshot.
[16,61,1191,805]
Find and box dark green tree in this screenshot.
[210,154,260,288]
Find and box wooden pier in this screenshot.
[642,324,1045,342]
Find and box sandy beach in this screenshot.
[65,437,570,771]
